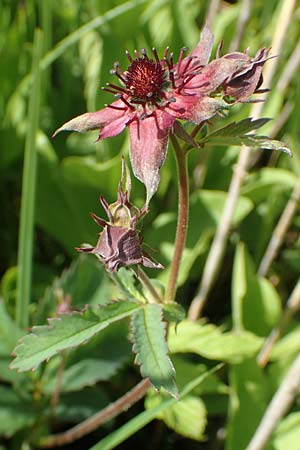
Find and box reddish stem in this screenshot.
[165,133,189,303]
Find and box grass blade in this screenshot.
[16,29,43,329]
[89,364,223,450]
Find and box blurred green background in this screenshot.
[1,0,300,449]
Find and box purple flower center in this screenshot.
[125,58,165,102]
[103,47,205,113]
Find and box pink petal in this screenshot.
[166,93,227,124]
[184,57,245,93]
[129,111,174,204]
[98,114,131,140]
[223,48,270,100]
[188,22,214,65]
[52,100,126,137]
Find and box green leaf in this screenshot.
[112,267,146,303]
[145,392,207,441]
[16,29,43,329]
[0,299,23,356]
[271,412,300,450]
[0,386,36,437]
[168,320,263,363]
[130,304,178,398]
[200,118,292,156]
[42,321,131,393]
[271,325,300,361]
[10,301,141,372]
[242,168,297,203]
[203,118,271,140]
[232,243,282,335]
[90,364,223,450]
[148,190,253,286]
[162,302,186,324]
[35,255,112,324]
[171,355,228,395]
[226,359,270,450]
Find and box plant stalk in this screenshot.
[16,29,43,329]
[165,133,189,303]
[38,378,151,448]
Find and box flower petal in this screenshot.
[188,22,214,65]
[184,56,245,93]
[166,94,228,124]
[129,111,174,204]
[52,100,126,137]
[222,48,270,100]
[98,114,130,140]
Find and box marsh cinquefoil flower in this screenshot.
[76,162,162,272]
[54,24,269,203]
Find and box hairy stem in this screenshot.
[165,134,189,303]
[38,378,151,448]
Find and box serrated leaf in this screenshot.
[200,118,292,156]
[10,301,141,372]
[145,392,207,441]
[169,320,263,363]
[43,321,131,393]
[131,304,178,398]
[203,118,271,140]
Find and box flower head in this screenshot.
[76,160,162,272]
[54,24,269,203]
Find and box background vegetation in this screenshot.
[1,0,300,449]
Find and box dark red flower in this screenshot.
[76,163,162,272]
[53,24,269,203]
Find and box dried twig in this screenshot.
[38,378,151,448]
[188,0,296,321]
[246,354,300,450]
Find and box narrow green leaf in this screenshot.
[10,301,141,372]
[16,29,43,328]
[131,304,178,398]
[89,364,223,450]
